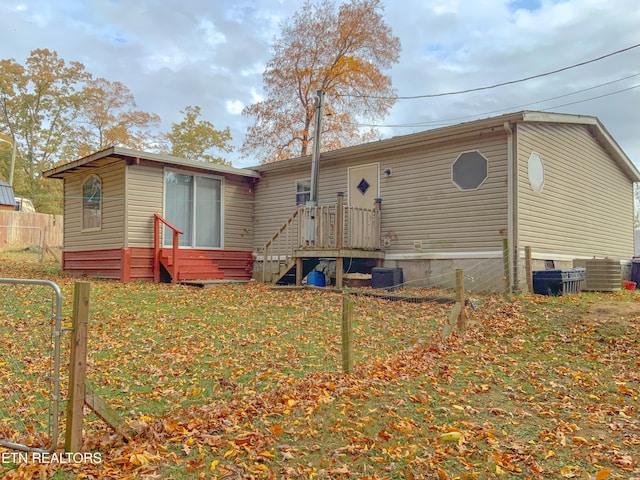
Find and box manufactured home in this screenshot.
[43,111,640,291]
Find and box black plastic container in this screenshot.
[631,258,640,288]
[372,267,403,290]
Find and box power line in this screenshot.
[338,43,640,100]
[328,74,640,129]
[420,73,640,127]
[542,83,640,111]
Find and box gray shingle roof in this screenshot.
[0,180,15,207]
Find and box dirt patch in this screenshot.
[585,300,640,328]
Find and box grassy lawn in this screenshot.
[0,249,638,479]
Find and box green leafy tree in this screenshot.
[65,77,161,157]
[0,134,14,185]
[0,50,165,214]
[241,0,401,164]
[164,105,233,165]
[0,49,90,213]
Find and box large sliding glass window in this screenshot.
[164,171,222,248]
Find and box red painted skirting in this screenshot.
[63,248,253,282]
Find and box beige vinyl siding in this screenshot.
[126,165,254,250]
[254,131,509,254]
[254,164,314,249]
[126,164,163,247]
[223,175,254,250]
[379,134,508,253]
[63,162,126,251]
[253,159,365,249]
[517,123,634,259]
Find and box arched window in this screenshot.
[82,175,102,231]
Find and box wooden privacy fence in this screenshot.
[0,211,62,249]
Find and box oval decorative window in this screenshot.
[528,152,544,192]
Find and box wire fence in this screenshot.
[0,279,67,453]
[0,241,610,469]
[383,246,540,295]
[0,251,511,455]
[75,254,513,424]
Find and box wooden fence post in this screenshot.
[40,226,47,263]
[502,238,512,294]
[65,282,90,452]
[455,269,466,331]
[342,294,354,374]
[336,192,344,250]
[525,246,533,292]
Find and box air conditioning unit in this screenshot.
[585,259,621,292]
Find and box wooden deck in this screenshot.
[63,247,253,283]
[263,193,384,287]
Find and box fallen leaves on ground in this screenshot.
[0,252,638,479]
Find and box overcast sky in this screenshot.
[0,0,638,169]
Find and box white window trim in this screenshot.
[451,150,489,191]
[81,174,102,232]
[163,168,225,250]
[295,178,311,205]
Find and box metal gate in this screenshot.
[0,278,63,453]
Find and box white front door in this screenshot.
[348,163,379,209]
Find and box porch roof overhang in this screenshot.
[42,146,261,180]
[252,110,640,183]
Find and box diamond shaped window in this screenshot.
[357,178,370,195]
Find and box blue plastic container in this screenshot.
[307,271,326,287]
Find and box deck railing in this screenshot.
[262,193,381,282]
[262,208,301,282]
[153,213,183,283]
[345,203,382,250]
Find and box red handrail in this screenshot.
[153,213,183,283]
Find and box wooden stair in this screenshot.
[275,257,320,285]
[159,249,224,282]
[262,194,384,287]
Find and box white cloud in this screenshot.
[226,100,244,115]
[433,0,459,15]
[241,63,266,77]
[250,88,264,104]
[143,49,191,73]
[198,19,226,47]
[0,0,638,167]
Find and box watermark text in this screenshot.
[1,451,102,464]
